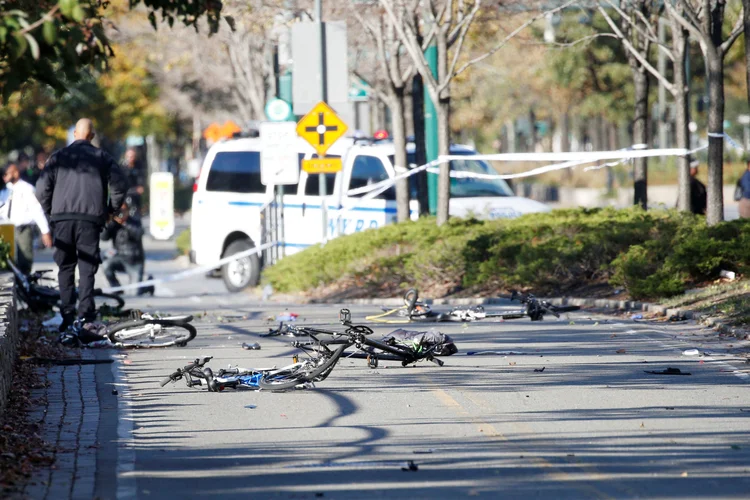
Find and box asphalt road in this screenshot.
[32,221,750,499]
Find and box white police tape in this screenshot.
[343,134,742,200]
[100,241,278,294]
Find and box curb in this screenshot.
[339,295,746,340]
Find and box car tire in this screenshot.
[221,239,260,293]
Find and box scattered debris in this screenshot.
[644,368,691,376]
[719,270,736,281]
[413,449,435,454]
[631,314,643,320]
[681,472,689,477]
[665,407,675,410]
[682,349,700,356]
[111,389,119,395]
[669,314,688,322]
[245,405,257,409]
[242,342,262,350]
[402,460,419,471]
[276,313,299,322]
[533,367,546,373]
[616,349,627,354]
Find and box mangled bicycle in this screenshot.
[367,288,580,323]
[275,309,452,371]
[159,350,340,391]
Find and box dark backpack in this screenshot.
[381,328,458,356]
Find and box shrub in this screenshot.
[175,229,191,256]
[261,207,750,300]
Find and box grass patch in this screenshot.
[661,280,750,327]
[262,207,750,301]
[176,228,190,256]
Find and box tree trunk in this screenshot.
[672,20,691,213]
[436,29,451,226]
[391,86,410,222]
[706,53,725,225]
[632,68,649,209]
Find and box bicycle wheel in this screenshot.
[259,345,347,390]
[308,344,348,382]
[95,292,125,311]
[107,319,197,348]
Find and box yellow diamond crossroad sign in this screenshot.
[296,101,348,157]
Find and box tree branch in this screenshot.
[598,5,675,95]
[453,0,581,77]
[17,6,60,36]
[720,9,745,54]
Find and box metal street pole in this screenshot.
[424,44,439,215]
[315,0,328,242]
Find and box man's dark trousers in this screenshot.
[53,220,101,322]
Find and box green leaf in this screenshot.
[43,21,58,45]
[59,0,77,19]
[72,5,86,23]
[24,33,40,60]
[11,34,28,59]
[0,26,7,44]
[148,12,157,29]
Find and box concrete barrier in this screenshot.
[0,272,17,413]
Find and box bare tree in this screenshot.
[598,1,692,212]
[377,0,580,225]
[219,0,278,123]
[351,7,414,222]
[665,0,743,225]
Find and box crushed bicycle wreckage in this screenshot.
[366,289,580,323]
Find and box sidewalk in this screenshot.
[21,350,119,500]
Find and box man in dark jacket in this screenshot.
[101,203,153,295]
[36,118,127,331]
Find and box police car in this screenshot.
[190,136,549,292]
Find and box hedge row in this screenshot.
[262,207,750,300]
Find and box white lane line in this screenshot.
[111,357,137,500]
[154,285,176,298]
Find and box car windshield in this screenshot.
[391,152,514,198]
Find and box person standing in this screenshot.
[1,163,53,274]
[36,118,127,332]
[689,160,707,215]
[101,202,154,296]
[740,161,750,219]
[122,148,145,213]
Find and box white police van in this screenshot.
[190,136,549,292]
